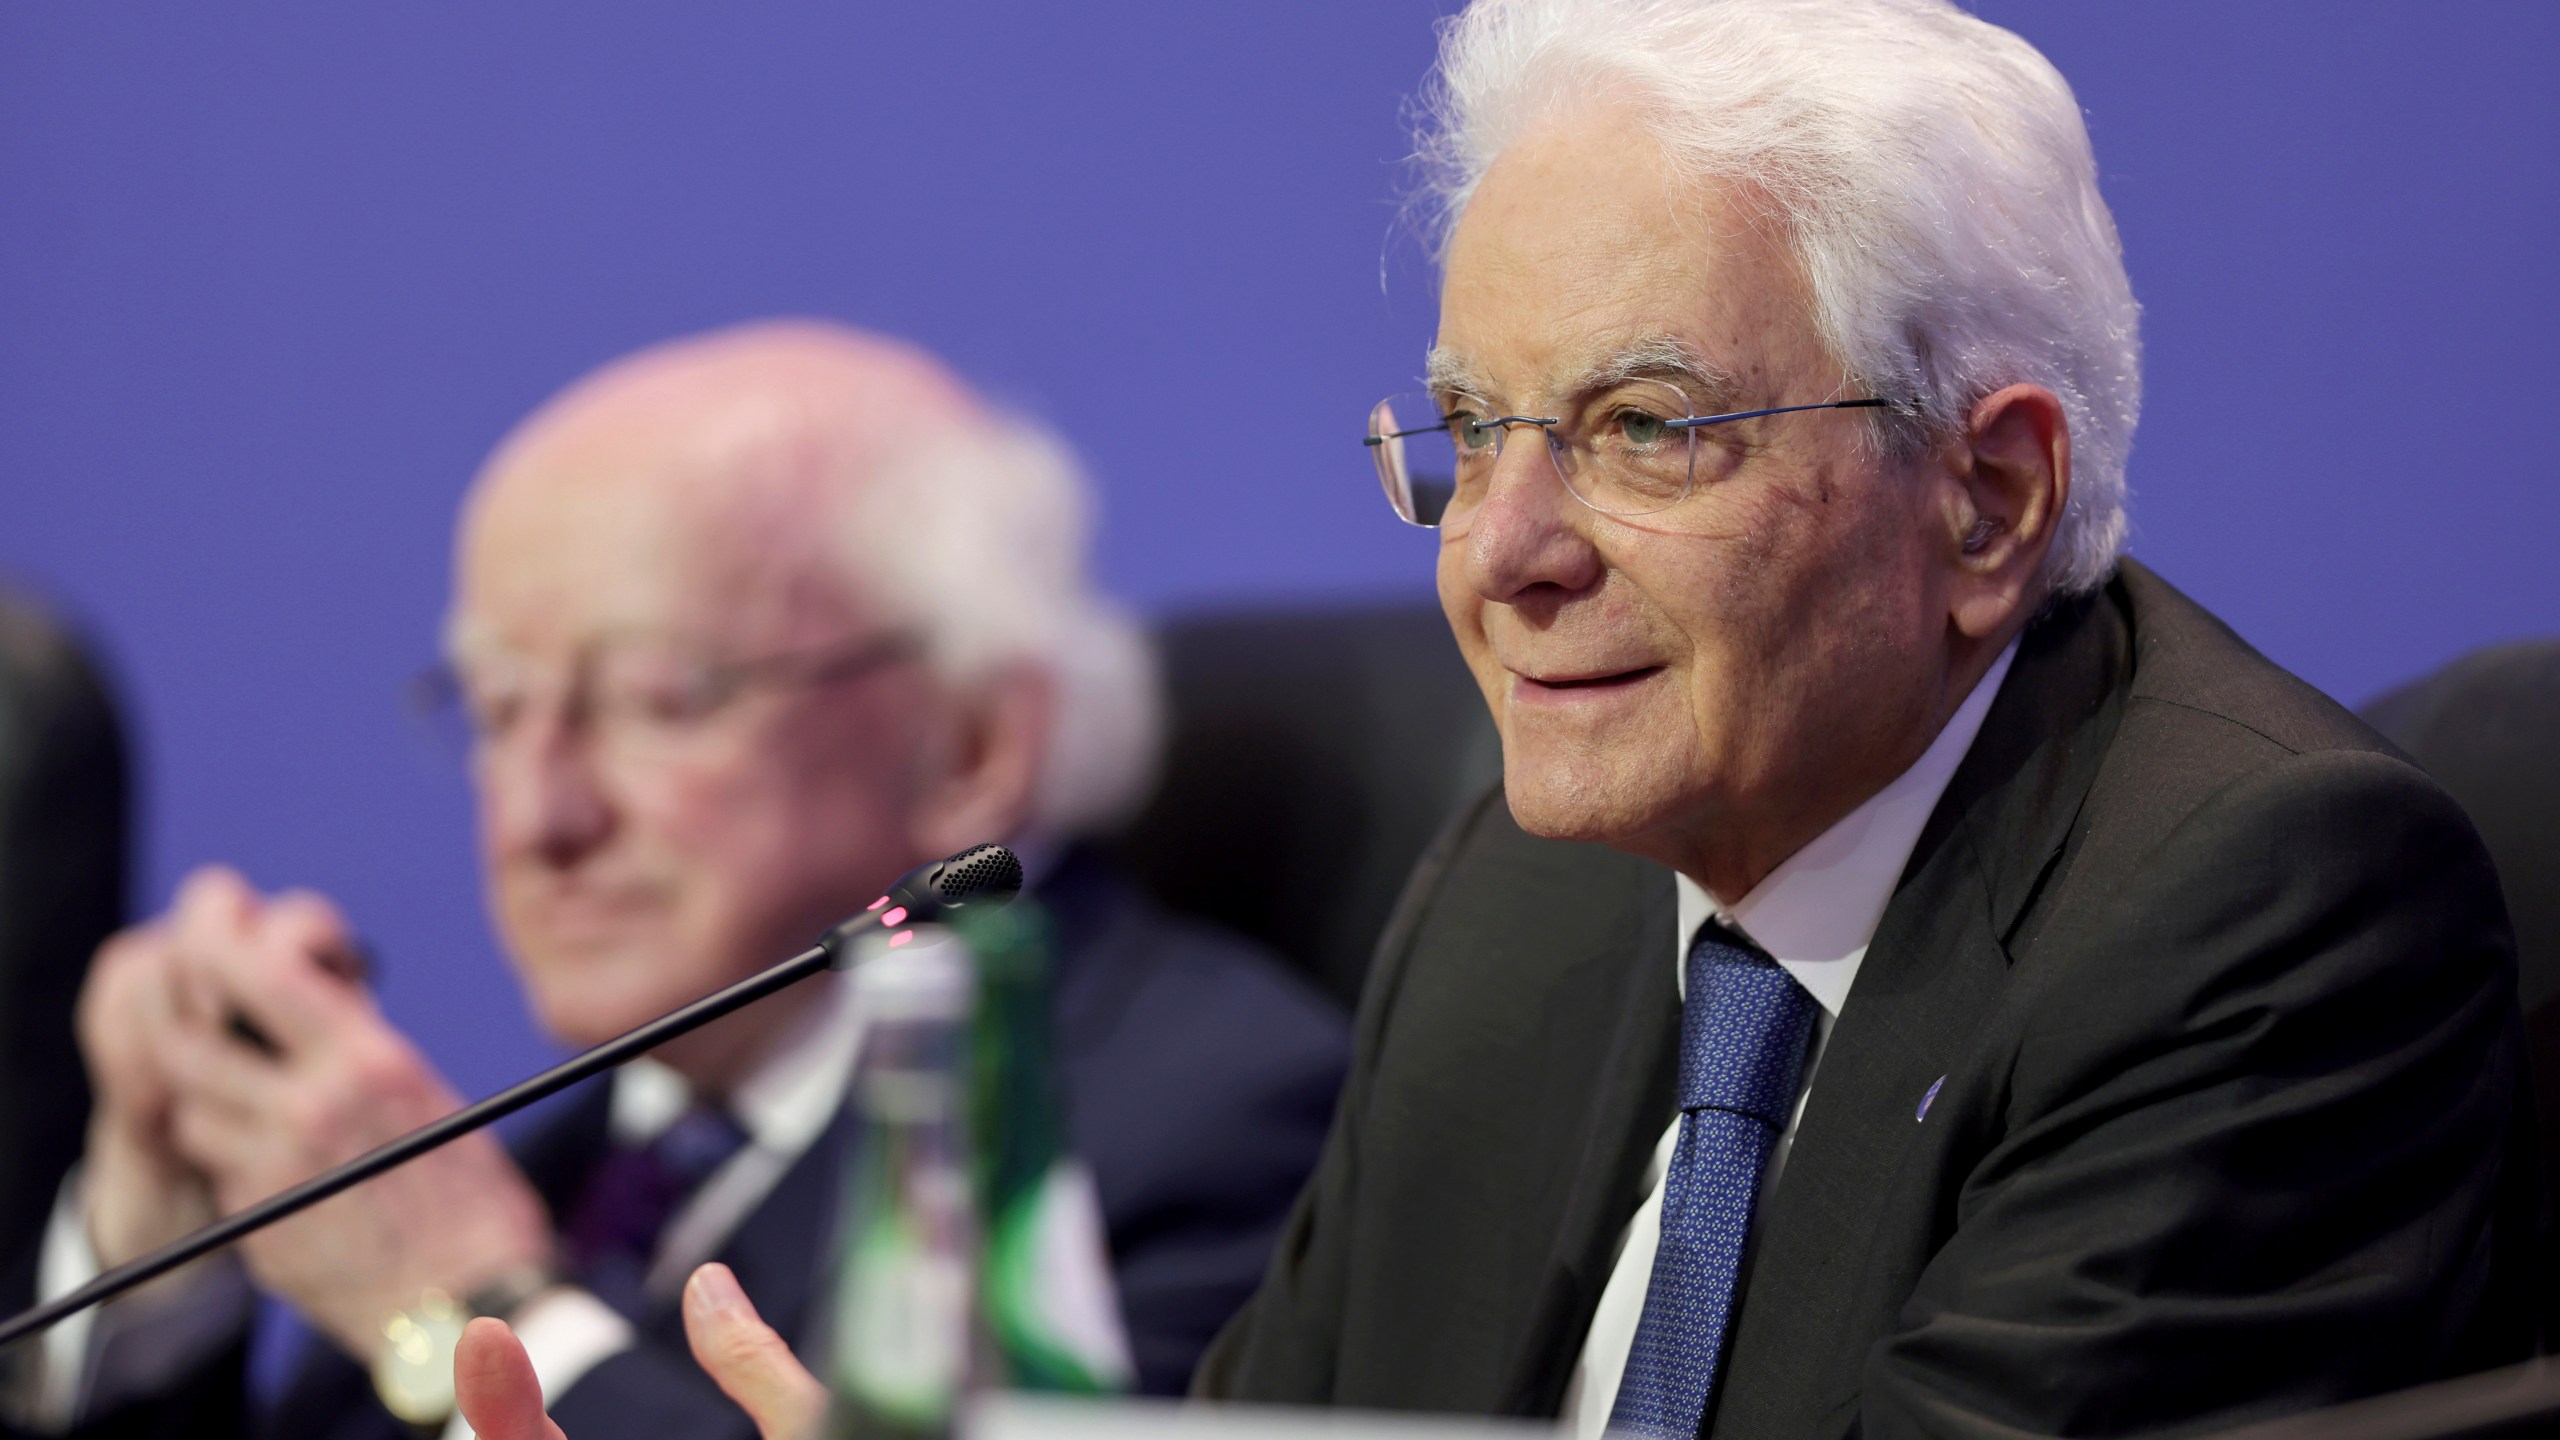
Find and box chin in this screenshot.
[1500,744,1691,849]
[512,945,679,1049]
[526,985,644,1051]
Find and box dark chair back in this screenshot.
[0,590,129,1306]
[2363,638,2560,1343]
[1113,605,1500,1012]
[2365,637,2560,1075]
[2366,639,2560,1017]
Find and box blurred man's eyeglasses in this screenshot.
[1365,378,1895,528]
[408,631,923,769]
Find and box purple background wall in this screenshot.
[2,2,2554,1100]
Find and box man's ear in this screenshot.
[910,664,1054,860]
[1941,383,2071,641]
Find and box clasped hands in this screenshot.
[77,866,825,1435]
[80,866,550,1355]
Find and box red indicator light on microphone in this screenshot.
[888,930,914,948]
[866,895,890,912]
[881,906,909,928]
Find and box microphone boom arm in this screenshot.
[0,842,1023,1353]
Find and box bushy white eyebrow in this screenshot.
[1423,346,1498,404]
[1570,336,1741,412]
[1424,336,1742,414]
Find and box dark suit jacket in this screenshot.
[1198,560,2537,1437]
[74,850,1346,1440]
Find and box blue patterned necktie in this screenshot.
[1607,924,1818,1439]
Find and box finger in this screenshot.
[166,868,269,1030]
[233,894,374,1054]
[166,1090,283,1182]
[78,922,192,1119]
[160,1020,287,1118]
[79,921,176,1044]
[167,866,258,977]
[265,889,365,977]
[180,903,370,1057]
[683,1264,826,1440]
[171,864,256,921]
[454,1316,569,1440]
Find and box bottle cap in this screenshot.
[847,923,974,1022]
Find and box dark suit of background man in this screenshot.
[1199,0,2536,1435]
[0,321,1347,1440]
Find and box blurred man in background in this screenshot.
[5,320,1347,1439]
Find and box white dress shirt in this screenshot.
[1559,640,2018,1438]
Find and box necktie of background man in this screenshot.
[1608,926,1818,1439]
[558,1105,751,1322]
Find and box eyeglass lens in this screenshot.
[1366,378,1701,529]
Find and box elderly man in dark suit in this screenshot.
[5,321,1347,1440]
[1194,0,2535,1435]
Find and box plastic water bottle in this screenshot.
[824,925,982,1440]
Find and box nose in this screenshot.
[1458,426,1606,609]
[478,709,617,869]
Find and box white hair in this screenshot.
[1418,0,2140,595]
[843,416,1162,837]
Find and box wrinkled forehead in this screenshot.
[448,392,880,664]
[1434,106,1826,409]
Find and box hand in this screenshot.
[153,869,553,1358]
[76,887,220,1271]
[455,1264,826,1440]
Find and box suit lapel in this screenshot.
[1497,862,1681,1415]
[1710,582,2132,1436]
[523,1075,852,1359]
[694,1102,856,1356]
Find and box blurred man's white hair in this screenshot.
[845,415,1162,837]
[1419,0,2140,596]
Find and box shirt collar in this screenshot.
[608,969,866,1155]
[1675,638,2019,1016]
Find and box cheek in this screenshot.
[1801,483,1940,648]
[1613,490,1855,748]
[1701,472,1910,633]
[663,735,917,920]
[1700,485,1942,752]
[643,772,781,876]
[652,772,848,902]
[1437,539,1506,707]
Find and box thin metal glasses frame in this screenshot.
[409,630,924,756]
[1365,393,1895,528]
[1368,396,1893,448]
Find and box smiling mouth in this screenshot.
[1518,666,1664,693]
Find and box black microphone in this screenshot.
[0,842,1024,1352]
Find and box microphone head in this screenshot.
[821,843,1025,967]
[925,843,1024,909]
